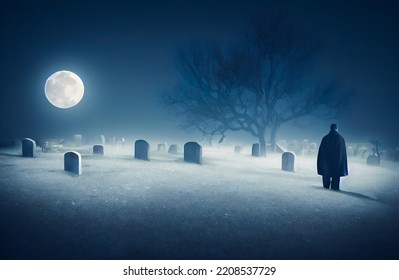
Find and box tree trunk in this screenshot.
[259,136,267,157]
[270,123,281,152]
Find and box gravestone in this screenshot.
[74,134,82,146]
[22,138,36,158]
[252,143,260,157]
[282,152,296,172]
[184,142,202,164]
[157,143,166,152]
[135,140,150,160]
[168,144,178,154]
[93,145,104,155]
[64,151,82,175]
[234,145,242,153]
[367,155,380,166]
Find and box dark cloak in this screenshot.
[317,130,348,177]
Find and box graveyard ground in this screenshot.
[0,145,399,260]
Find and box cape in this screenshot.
[317,130,348,177]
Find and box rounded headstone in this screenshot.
[252,143,260,157]
[22,138,36,158]
[135,140,150,161]
[64,151,82,175]
[184,142,202,164]
[93,144,104,155]
[282,151,296,172]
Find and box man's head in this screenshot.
[330,123,338,131]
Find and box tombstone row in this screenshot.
[22,137,378,177]
[26,143,294,176]
[134,140,202,164]
[70,135,316,157]
[20,139,203,176]
[18,138,305,172]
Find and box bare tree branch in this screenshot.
[163,13,352,152]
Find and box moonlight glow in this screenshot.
[44,70,84,109]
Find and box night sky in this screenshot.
[1,0,398,146]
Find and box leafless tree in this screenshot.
[164,14,351,155]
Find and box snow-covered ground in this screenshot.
[0,145,398,259]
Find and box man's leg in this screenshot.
[322,176,331,189]
[331,177,340,190]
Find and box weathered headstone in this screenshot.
[184,142,202,164]
[168,144,178,154]
[234,145,242,153]
[22,138,36,158]
[74,134,82,146]
[64,151,82,175]
[252,143,260,157]
[93,145,104,155]
[135,140,150,160]
[367,155,380,166]
[282,151,296,172]
[157,143,166,152]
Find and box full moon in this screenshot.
[44,70,84,109]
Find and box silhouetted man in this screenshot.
[317,124,348,190]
